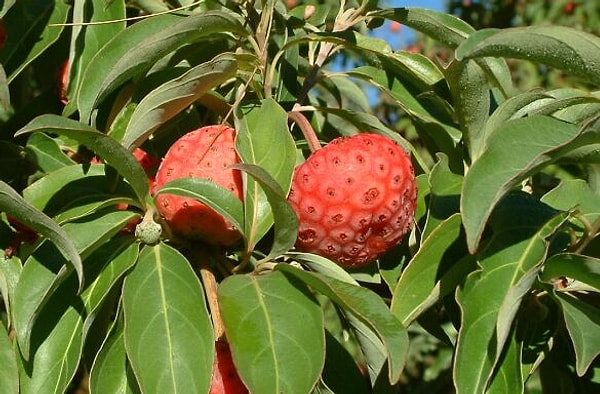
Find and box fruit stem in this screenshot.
[198,256,226,341]
[288,110,321,152]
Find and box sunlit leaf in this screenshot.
[555,292,600,376]
[454,213,569,394]
[123,243,213,393]
[461,115,581,253]
[78,10,246,120]
[122,53,237,149]
[277,264,408,385]
[219,270,324,394]
[235,99,296,252]
[0,321,18,394]
[15,116,149,205]
[0,180,82,287]
[456,26,600,86]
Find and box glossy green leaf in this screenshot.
[25,133,76,173]
[454,213,569,394]
[0,0,70,82]
[123,243,214,394]
[422,153,463,240]
[541,179,600,222]
[486,329,524,394]
[461,115,581,253]
[235,99,296,252]
[0,0,15,17]
[17,237,137,394]
[445,59,490,161]
[370,7,474,48]
[231,163,298,261]
[154,177,244,235]
[13,209,137,359]
[0,254,21,327]
[15,116,149,205]
[391,214,464,325]
[218,270,324,394]
[122,54,237,149]
[0,180,82,287]
[483,91,550,144]
[555,292,600,376]
[90,311,141,394]
[77,10,246,120]
[456,26,600,86]
[540,254,600,292]
[0,321,18,394]
[63,0,126,116]
[276,264,408,385]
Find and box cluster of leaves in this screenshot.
[1,0,599,393]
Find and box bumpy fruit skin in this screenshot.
[288,133,417,268]
[210,341,248,394]
[154,125,243,245]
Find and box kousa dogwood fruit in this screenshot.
[154,125,243,245]
[288,133,417,268]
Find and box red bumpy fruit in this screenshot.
[288,133,417,268]
[154,125,243,245]
[210,341,248,394]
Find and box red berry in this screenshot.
[210,341,248,394]
[389,21,401,33]
[154,125,243,245]
[0,19,6,51]
[57,59,70,105]
[288,133,416,268]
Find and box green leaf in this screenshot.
[540,253,600,292]
[542,179,600,223]
[0,180,83,287]
[445,59,490,161]
[0,321,18,394]
[453,213,569,394]
[123,243,214,394]
[456,26,600,86]
[15,116,149,205]
[486,329,524,394]
[13,209,137,360]
[25,133,76,173]
[422,153,463,240]
[391,214,465,325]
[17,237,137,394]
[276,264,408,385]
[235,99,297,252]
[63,0,126,116]
[77,10,246,120]
[218,270,324,394]
[0,254,21,327]
[121,53,238,149]
[370,7,474,48]
[0,0,70,82]
[461,115,581,253]
[90,311,141,394]
[154,177,244,235]
[555,292,600,376]
[231,163,298,261]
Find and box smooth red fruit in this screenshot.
[210,341,248,394]
[154,125,243,245]
[288,133,417,268]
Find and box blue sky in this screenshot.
[372,0,446,49]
